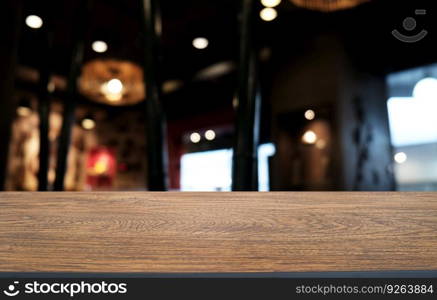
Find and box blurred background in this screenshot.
[1,0,437,192]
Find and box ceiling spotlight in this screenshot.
[302,130,317,144]
[394,152,407,164]
[106,79,123,94]
[261,0,281,8]
[304,109,315,121]
[190,132,201,143]
[260,8,278,21]
[92,41,108,53]
[101,78,124,102]
[16,98,32,117]
[82,118,96,130]
[25,15,43,29]
[205,130,216,141]
[192,37,209,50]
[17,106,32,117]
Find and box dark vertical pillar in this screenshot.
[0,0,23,190]
[232,0,261,191]
[140,0,168,191]
[37,31,53,191]
[54,0,90,191]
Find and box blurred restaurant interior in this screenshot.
[1,0,437,192]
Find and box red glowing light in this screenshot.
[86,147,116,189]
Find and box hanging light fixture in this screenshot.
[78,59,145,106]
[16,97,33,117]
[289,0,370,12]
[81,114,96,130]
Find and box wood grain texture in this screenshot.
[0,192,436,273]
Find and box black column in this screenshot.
[54,0,90,191]
[140,0,168,191]
[0,0,23,190]
[37,30,53,191]
[232,0,261,191]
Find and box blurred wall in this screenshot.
[269,34,394,191]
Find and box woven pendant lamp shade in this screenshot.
[290,0,370,12]
[78,59,145,106]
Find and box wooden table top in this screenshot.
[0,192,436,273]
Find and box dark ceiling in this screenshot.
[19,0,240,80]
[16,0,437,120]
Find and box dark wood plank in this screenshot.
[0,192,436,273]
